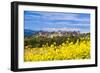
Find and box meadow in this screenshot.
[24,33,90,62]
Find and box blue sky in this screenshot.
[24,11,90,33]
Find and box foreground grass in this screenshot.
[24,40,90,62]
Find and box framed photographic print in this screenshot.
[11,1,97,71]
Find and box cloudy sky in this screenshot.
[24,11,90,33]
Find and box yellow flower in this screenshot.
[24,38,90,62]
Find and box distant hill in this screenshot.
[24,29,38,37]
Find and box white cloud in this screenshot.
[25,11,90,22]
[42,28,80,32]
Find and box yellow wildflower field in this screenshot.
[24,39,90,62]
